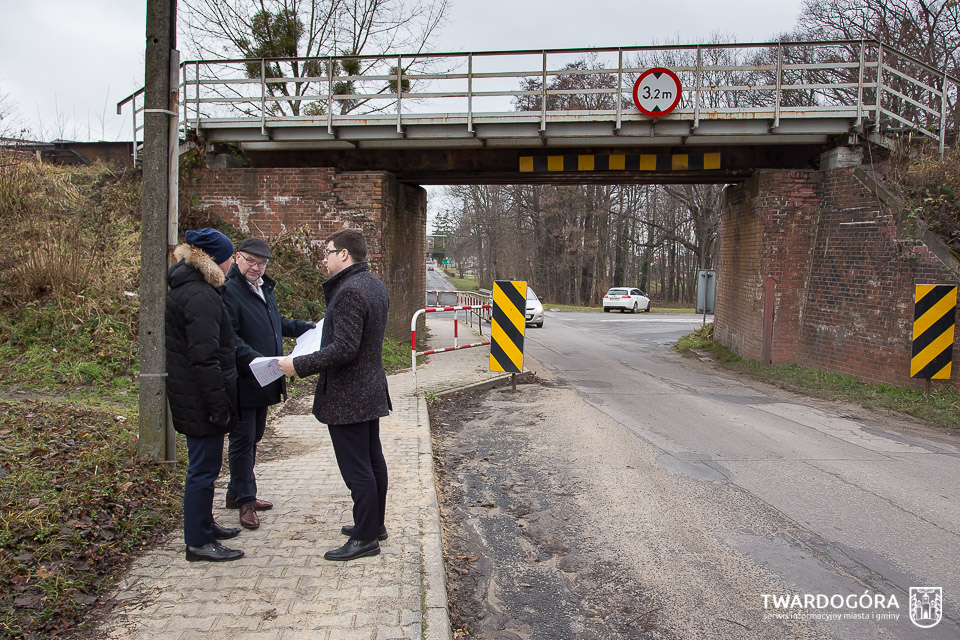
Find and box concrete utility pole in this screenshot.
[139,0,178,461]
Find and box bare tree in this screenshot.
[792,0,960,131]
[180,0,450,116]
[661,184,721,270]
[0,90,28,140]
[513,55,620,113]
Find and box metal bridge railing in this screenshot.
[118,39,960,159]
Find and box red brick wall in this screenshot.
[759,170,823,364]
[799,167,959,388]
[380,175,427,340]
[715,179,764,360]
[716,166,960,390]
[181,167,425,341]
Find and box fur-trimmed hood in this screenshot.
[170,243,227,288]
[165,244,238,438]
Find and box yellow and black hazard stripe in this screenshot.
[489,280,526,374]
[911,284,957,379]
[519,152,721,173]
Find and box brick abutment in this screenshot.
[717,165,960,390]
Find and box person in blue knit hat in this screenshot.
[165,228,245,562]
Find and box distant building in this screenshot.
[0,139,135,168]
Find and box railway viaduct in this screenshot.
[124,40,960,390]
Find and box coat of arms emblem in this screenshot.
[909,587,942,629]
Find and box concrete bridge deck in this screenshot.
[118,39,958,182]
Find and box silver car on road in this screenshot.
[525,287,544,327]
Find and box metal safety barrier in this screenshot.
[425,290,491,328]
[410,304,492,390]
[118,39,960,159]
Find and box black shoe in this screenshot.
[324,538,380,561]
[341,524,388,541]
[185,541,244,562]
[212,521,241,540]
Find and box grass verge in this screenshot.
[443,274,479,291]
[675,324,960,431]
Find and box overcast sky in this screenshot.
[0,0,805,142]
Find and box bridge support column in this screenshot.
[715,169,822,366]
[716,160,960,390]
[180,167,426,341]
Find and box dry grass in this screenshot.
[1,155,141,314]
[887,144,960,258]
[0,153,142,396]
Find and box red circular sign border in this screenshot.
[632,67,682,117]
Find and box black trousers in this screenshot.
[226,405,268,506]
[184,434,224,546]
[328,418,388,541]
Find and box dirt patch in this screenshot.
[258,383,320,463]
[430,379,667,639]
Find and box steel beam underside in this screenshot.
[239,143,828,185]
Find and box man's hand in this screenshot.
[210,411,231,428]
[278,357,297,377]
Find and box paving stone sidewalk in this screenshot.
[98,317,505,640]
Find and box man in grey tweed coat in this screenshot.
[278,228,392,561]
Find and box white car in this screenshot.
[602,287,651,313]
[525,287,544,327]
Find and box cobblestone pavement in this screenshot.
[98,318,507,640]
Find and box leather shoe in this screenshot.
[225,497,273,510]
[341,524,388,541]
[185,541,244,562]
[212,521,241,540]
[324,538,380,561]
[239,503,260,529]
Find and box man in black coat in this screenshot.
[165,228,244,562]
[278,228,392,561]
[222,237,314,529]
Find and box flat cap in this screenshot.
[238,237,273,259]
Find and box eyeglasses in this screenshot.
[238,253,268,268]
[323,247,343,256]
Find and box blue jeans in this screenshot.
[328,418,388,541]
[184,434,224,546]
[226,405,267,506]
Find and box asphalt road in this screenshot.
[513,310,960,639]
[425,265,453,294]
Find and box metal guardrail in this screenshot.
[426,290,491,326]
[118,39,959,158]
[411,305,493,390]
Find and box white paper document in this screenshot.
[291,319,324,358]
[248,319,324,388]
[249,357,284,387]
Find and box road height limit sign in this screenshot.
[633,67,682,117]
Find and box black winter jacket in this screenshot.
[292,262,392,426]
[223,265,313,407]
[165,244,239,437]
